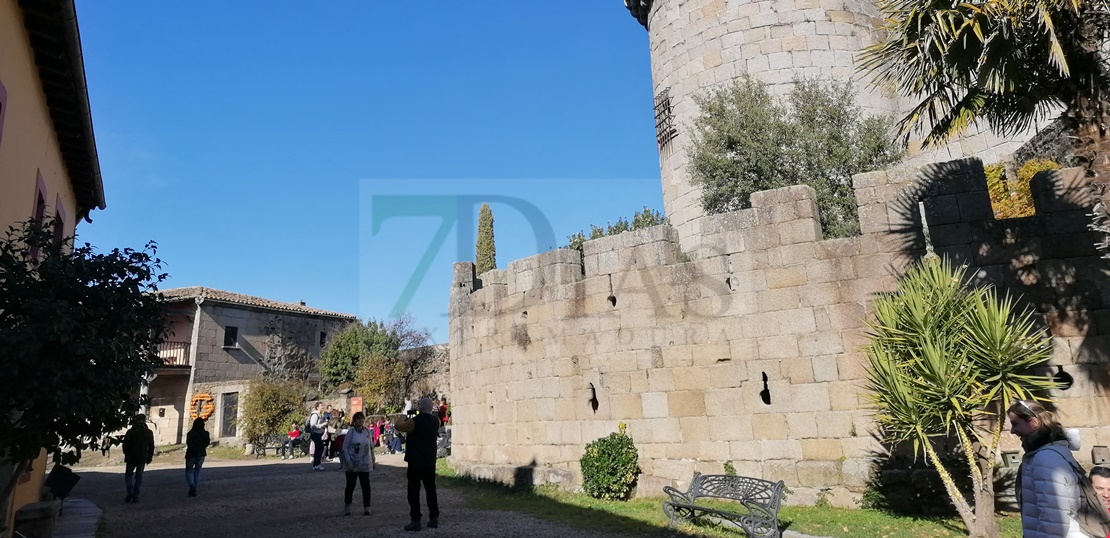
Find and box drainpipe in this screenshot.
[182,296,205,442]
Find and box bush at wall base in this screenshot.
[579,423,640,501]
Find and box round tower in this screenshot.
[625,0,1028,249]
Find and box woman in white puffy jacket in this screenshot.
[1009,399,1091,538]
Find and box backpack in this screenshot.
[305,412,317,434]
[1047,445,1110,538]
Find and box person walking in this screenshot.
[401,397,441,531]
[122,414,155,503]
[184,418,210,497]
[1008,399,1089,538]
[341,412,376,516]
[308,402,327,471]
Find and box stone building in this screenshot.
[449,161,1109,505]
[1,0,106,528]
[153,287,357,446]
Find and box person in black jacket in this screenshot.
[185,418,210,497]
[122,414,155,503]
[401,397,441,531]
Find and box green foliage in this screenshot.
[0,218,168,469]
[566,207,668,251]
[239,377,305,445]
[318,319,399,389]
[723,460,737,476]
[688,75,901,239]
[320,315,436,405]
[352,353,404,413]
[815,489,832,509]
[860,0,1109,150]
[864,257,1060,531]
[985,159,1059,219]
[476,203,497,274]
[580,423,640,501]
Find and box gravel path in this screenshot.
[68,453,651,538]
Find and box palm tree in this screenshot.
[861,0,1109,181]
[864,258,1061,538]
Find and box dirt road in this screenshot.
[68,453,634,538]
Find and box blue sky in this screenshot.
[76,2,664,343]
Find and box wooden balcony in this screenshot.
[158,341,190,366]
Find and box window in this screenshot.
[223,326,238,348]
[29,173,47,260]
[220,392,239,438]
[319,331,327,347]
[53,194,67,245]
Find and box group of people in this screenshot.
[116,397,444,531]
[1010,400,1110,538]
[301,397,443,530]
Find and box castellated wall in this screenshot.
[448,158,1110,507]
[644,0,1043,250]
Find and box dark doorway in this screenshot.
[220,392,239,438]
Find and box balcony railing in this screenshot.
[158,341,190,366]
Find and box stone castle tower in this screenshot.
[443,1,1107,507]
[623,0,1031,250]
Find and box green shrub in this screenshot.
[566,207,668,251]
[723,460,737,476]
[239,377,306,446]
[687,76,901,238]
[985,159,1059,219]
[580,423,640,500]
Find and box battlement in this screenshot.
[448,158,1108,505]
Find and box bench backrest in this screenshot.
[688,473,785,512]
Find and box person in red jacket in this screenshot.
[282,423,302,459]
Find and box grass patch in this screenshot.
[436,461,1023,537]
[207,444,254,461]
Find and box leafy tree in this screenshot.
[352,354,404,413]
[239,376,305,446]
[317,314,438,405]
[861,0,1108,177]
[476,203,496,274]
[864,258,1061,538]
[688,75,901,238]
[0,218,167,517]
[318,320,398,388]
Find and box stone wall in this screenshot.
[185,304,351,443]
[448,159,1110,506]
[642,0,1042,250]
[190,304,349,385]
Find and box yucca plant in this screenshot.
[864,258,1060,538]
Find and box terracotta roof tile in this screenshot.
[158,286,358,320]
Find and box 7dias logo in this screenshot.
[368,194,555,317]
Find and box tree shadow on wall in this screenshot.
[886,158,1110,390]
[860,431,1018,526]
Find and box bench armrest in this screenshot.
[663,486,692,505]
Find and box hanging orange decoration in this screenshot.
[190,393,215,420]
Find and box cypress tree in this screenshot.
[476,203,496,274]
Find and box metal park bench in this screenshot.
[662,472,785,538]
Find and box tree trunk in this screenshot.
[922,440,978,533]
[969,453,1001,538]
